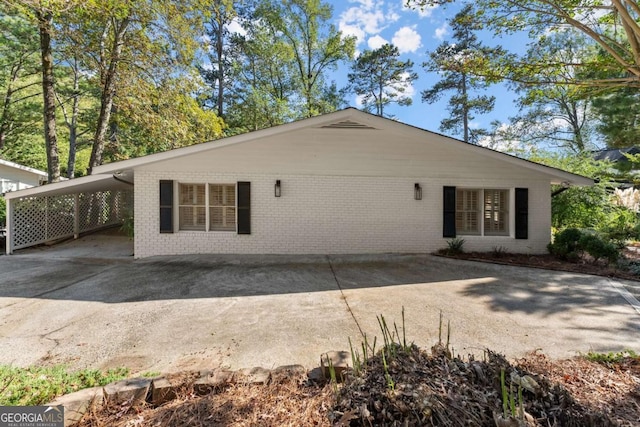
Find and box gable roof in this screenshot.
[0,158,48,177]
[93,107,592,186]
[5,108,593,202]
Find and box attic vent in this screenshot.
[321,120,376,130]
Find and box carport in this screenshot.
[4,173,133,254]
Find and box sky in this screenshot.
[325,0,529,136]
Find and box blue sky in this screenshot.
[325,0,529,136]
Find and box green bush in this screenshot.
[549,228,620,264]
[0,196,5,227]
[548,228,583,260]
[578,233,619,264]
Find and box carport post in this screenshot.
[5,197,12,255]
[74,193,79,239]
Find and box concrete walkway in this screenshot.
[0,235,639,374]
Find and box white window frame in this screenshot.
[176,182,237,232]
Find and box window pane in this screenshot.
[455,189,479,234]
[484,189,508,235]
[209,184,236,231]
[179,206,206,231]
[179,184,205,205]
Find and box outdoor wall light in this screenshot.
[414,183,422,200]
[275,179,281,197]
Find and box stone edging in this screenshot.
[47,351,352,426]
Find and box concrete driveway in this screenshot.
[1,233,639,374]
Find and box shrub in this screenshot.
[0,196,5,227]
[442,238,465,255]
[548,228,583,260]
[549,228,620,264]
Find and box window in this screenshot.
[179,183,206,231]
[178,183,237,232]
[456,189,480,235]
[455,188,509,236]
[484,189,509,235]
[209,184,236,231]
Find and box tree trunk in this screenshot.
[216,23,224,118]
[88,18,129,175]
[37,9,60,183]
[462,72,469,144]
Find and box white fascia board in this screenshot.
[0,158,48,177]
[3,174,120,200]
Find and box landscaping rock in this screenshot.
[194,369,235,395]
[103,377,151,406]
[150,377,177,406]
[47,386,103,426]
[271,364,306,382]
[237,367,271,385]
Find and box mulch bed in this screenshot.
[438,249,640,282]
[78,346,640,426]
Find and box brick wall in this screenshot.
[134,171,551,258]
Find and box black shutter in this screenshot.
[237,181,251,234]
[443,186,456,238]
[515,188,528,239]
[159,180,173,233]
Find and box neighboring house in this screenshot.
[0,159,48,194]
[4,108,593,257]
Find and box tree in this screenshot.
[347,44,418,117]
[8,0,78,182]
[422,5,504,143]
[591,88,640,148]
[199,0,236,118]
[0,12,41,152]
[490,30,595,153]
[409,0,640,88]
[256,0,355,117]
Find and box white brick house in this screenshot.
[4,108,592,257]
[0,159,48,194]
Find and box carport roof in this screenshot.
[3,173,131,200]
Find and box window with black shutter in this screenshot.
[237,181,251,234]
[515,188,528,239]
[443,186,456,238]
[159,180,173,233]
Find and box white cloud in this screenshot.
[434,23,449,40]
[338,1,399,46]
[226,17,247,36]
[402,0,438,18]
[392,26,422,53]
[368,35,388,49]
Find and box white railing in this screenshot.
[9,189,133,251]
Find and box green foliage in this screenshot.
[578,233,619,264]
[0,196,5,227]
[347,44,418,117]
[422,4,506,143]
[548,228,620,264]
[591,88,640,149]
[585,350,638,366]
[0,365,128,406]
[443,238,465,255]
